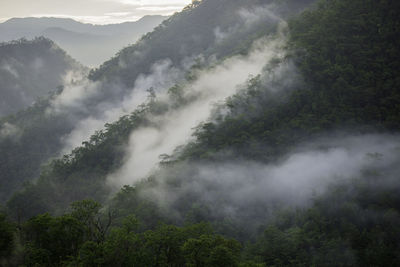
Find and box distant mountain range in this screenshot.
[2,1,400,265]
[0,16,168,66]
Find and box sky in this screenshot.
[0,0,192,24]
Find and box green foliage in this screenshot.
[19,200,113,266]
[15,166,400,266]
[3,0,400,266]
[2,0,314,210]
[6,103,152,219]
[23,213,84,266]
[182,234,241,267]
[12,199,239,267]
[70,199,112,243]
[0,98,74,203]
[84,222,235,267]
[0,212,15,261]
[88,0,309,87]
[180,0,400,161]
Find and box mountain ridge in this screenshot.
[1,0,400,265]
[0,37,85,117]
[0,15,168,66]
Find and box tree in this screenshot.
[182,234,241,267]
[0,213,14,261]
[70,199,114,243]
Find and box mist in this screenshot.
[52,58,185,153]
[52,8,289,156]
[0,16,168,66]
[0,122,19,139]
[107,27,288,187]
[138,134,400,230]
[0,38,85,116]
[214,4,283,44]
[2,0,398,265]
[42,4,290,157]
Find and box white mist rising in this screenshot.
[140,134,400,223]
[49,58,184,154]
[214,4,283,44]
[41,4,289,157]
[0,122,19,139]
[107,28,288,187]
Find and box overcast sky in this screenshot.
[0,0,192,24]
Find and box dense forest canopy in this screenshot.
[0,0,313,208]
[1,0,400,266]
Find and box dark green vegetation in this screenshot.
[0,38,85,202]
[2,200,243,266]
[3,162,400,266]
[0,0,311,207]
[89,0,315,87]
[1,0,400,266]
[0,37,83,116]
[6,104,152,220]
[182,0,400,161]
[0,91,89,203]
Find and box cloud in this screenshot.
[115,0,191,6]
[30,13,142,24]
[0,63,19,78]
[0,0,190,25]
[0,122,20,139]
[140,134,400,228]
[107,31,288,187]
[238,5,282,26]
[104,12,132,16]
[136,6,184,12]
[48,77,101,115]
[56,58,183,153]
[214,5,283,44]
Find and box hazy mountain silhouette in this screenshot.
[0,16,168,66]
[0,37,85,117]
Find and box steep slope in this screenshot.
[0,16,167,66]
[0,37,84,117]
[3,0,315,213]
[181,0,400,160]
[2,0,400,266]
[89,0,315,86]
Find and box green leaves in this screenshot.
[182,234,241,267]
[23,213,84,266]
[0,213,14,260]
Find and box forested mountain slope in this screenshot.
[181,0,400,160]
[0,37,84,116]
[0,0,313,205]
[1,0,400,266]
[89,0,315,87]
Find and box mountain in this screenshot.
[0,0,315,206]
[1,0,400,266]
[0,37,85,117]
[0,15,168,66]
[89,0,315,87]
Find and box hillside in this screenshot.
[0,0,314,205]
[1,0,400,266]
[0,16,167,66]
[0,37,84,117]
[89,0,315,87]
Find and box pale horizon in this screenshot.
[0,0,192,25]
